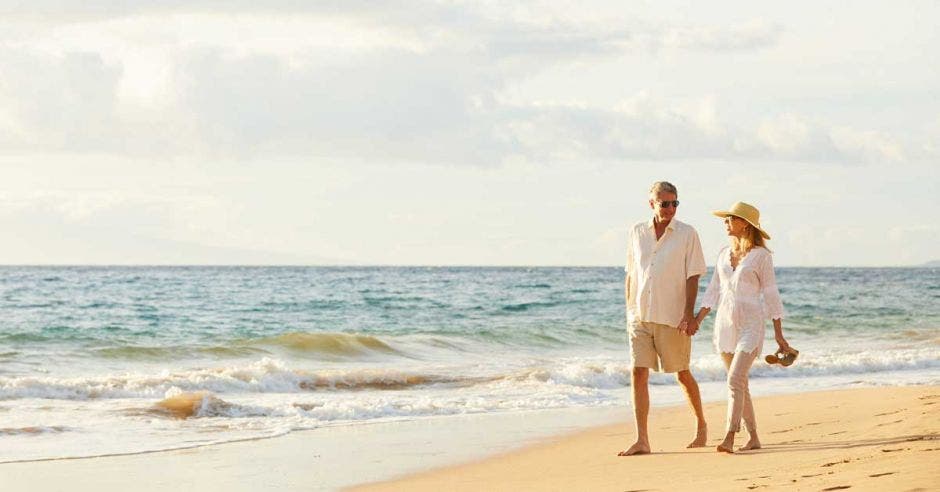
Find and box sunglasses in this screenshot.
[656,200,680,208]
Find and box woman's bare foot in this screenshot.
[686,425,708,448]
[739,437,761,451]
[716,443,734,453]
[617,441,651,456]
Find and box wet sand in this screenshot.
[0,403,624,491]
[353,386,940,491]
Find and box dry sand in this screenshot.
[353,386,940,491]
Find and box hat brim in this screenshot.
[712,210,771,240]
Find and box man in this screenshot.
[618,181,708,456]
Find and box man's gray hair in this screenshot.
[649,181,678,197]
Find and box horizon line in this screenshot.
[0,263,934,268]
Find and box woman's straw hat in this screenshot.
[712,202,771,240]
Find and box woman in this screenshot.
[694,202,795,453]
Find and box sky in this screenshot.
[0,1,937,266]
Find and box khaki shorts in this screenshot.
[629,320,692,373]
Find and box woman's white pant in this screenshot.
[721,348,760,434]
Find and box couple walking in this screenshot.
[619,181,795,456]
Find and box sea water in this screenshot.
[0,266,937,462]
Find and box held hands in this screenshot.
[677,316,700,336]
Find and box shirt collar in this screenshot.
[648,217,677,230]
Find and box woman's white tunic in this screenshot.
[701,246,785,354]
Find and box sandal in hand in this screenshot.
[765,348,799,367]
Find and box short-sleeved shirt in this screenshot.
[625,218,707,328]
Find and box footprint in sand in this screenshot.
[869,472,896,477]
[875,419,903,427]
[919,395,939,404]
[880,448,907,453]
[822,486,852,491]
[874,410,901,416]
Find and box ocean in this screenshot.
[1,266,938,463]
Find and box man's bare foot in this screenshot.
[617,441,651,456]
[717,434,735,453]
[739,438,761,451]
[686,425,708,448]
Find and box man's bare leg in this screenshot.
[618,367,651,456]
[676,369,707,448]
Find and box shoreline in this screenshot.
[351,385,940,491]
[0,386,936,491]
[0,403,627,491]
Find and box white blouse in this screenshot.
[701,246,785,354]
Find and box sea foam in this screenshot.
[4,344,937,403]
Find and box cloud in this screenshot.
[491,93,730,161]
[655,19,782,51]
[0,50,122,150]
[1,2,785,59]
[0,5,924,166]
[0,43,912,165]
[749,113,905,163]
[172,47,512,163]
[829,126,904,163]
[491,96,910,164]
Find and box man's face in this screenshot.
[649,191,678,223]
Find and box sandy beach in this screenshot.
[354,385,939,492]
[0,386,934,491]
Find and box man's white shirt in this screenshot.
[625,218,707,328]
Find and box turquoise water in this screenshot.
[0,266,937,461]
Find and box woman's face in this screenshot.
[724,216,749,238]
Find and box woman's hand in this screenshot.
[772,319,794,354]
[775,335,793,354]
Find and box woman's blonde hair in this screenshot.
[731,218,769,256]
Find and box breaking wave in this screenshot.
[246,332,402,357]
[2,346,938,403]
[88,332,406,361]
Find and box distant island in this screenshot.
[923,260,940,267]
